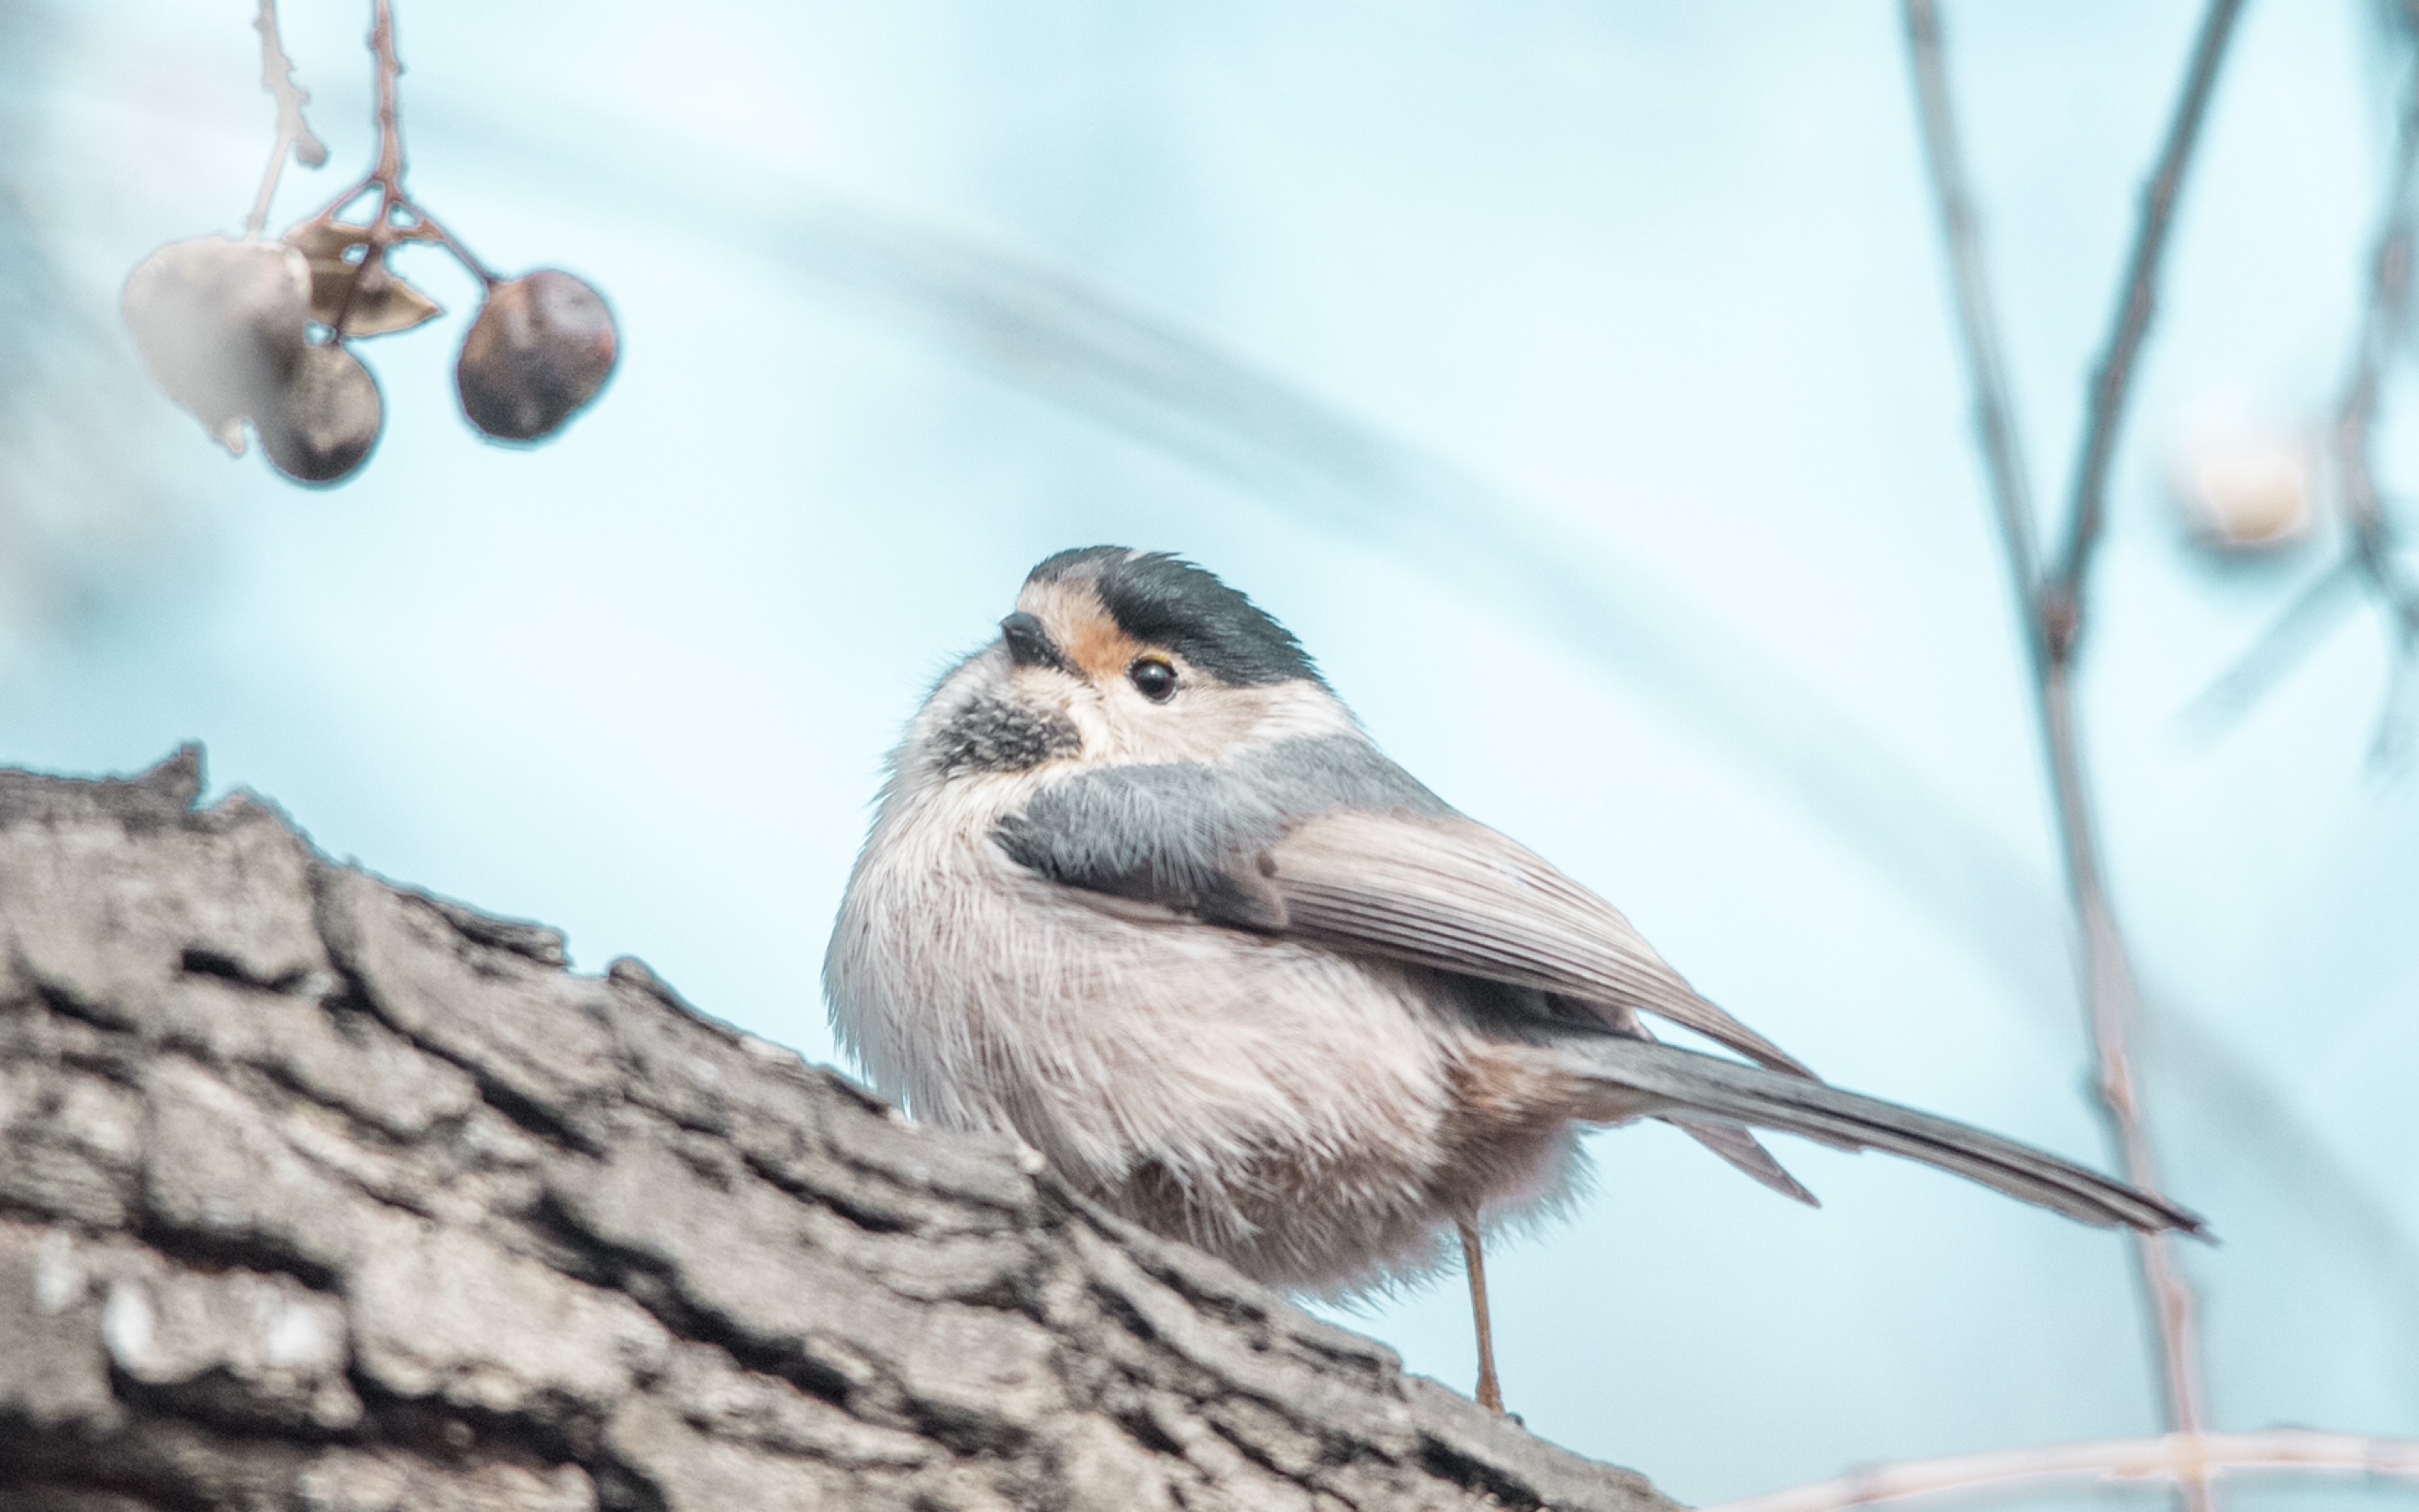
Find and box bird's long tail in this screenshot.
[1547,1034,2205,1235]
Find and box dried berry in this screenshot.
[455,271,618,442]
[257,341,383,484]
[121,237,311,453]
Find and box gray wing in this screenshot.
[1255,810,1811,1075]
[994,736,1810,1076]
[993,733,1451,924]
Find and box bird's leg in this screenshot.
[1457,1219,1504,1415]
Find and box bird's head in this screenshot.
[905,547,1353,781]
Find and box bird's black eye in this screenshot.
[1129,657,1177,702]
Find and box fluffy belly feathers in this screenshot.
[827,776,1581,1291]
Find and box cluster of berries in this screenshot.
[121,1,616,486]
[125,235,614,484]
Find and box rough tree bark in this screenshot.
[0,749,1676,1512]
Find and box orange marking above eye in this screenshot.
[1065,619,1147,681]
[1021,579,1156,683]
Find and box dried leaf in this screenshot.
[336,266,443,338]
[284,219,368,261]
[280,220,443,338]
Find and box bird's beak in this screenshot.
[999,612,1073,673]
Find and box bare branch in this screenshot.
[2047,0,2247,641]
[1899,0,2043,656]
[319,0,407,338]
[1899,8,2250,1507]
[394,200,496,288]
[241,0,329,239]
[2036,683,2213,1512]
[298,0,494,330]
[2374,620,2419,765]
[368,0,403,195]
[2331,50,2419,766]
[1699,1430,2419,1512]
[2179,560,2359,734]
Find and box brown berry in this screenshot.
[121,237,311,453]
[257,342,383,485]
[455,271,618,442]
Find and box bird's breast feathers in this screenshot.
[827,757,1468,1200]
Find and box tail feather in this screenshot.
[1553,1035,2206,1236]
[1671,1118,1821,1207]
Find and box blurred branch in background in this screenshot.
[242,0,328,239]
[1903,0,2246,1506]
[1898,0,2041,601]
[2046,0,2246,636]
[1700,1429,2419,1512]
[2190,17,2419,764]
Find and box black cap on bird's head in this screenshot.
[916,548,1341,781]
[1020,547,1323,689]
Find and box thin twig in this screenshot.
[1697,1430,2419,1512]
[396,202,496,289]
[1900,0,2043,653]
[2179,561,2359,732]
[302,0,494,330]
[322,0,407,337]
[2331,50,2419,765]
[368,0,403,195]
[2046,0,2247,646]
[2039,694,2213,1512]
[242,0,328,239]
[2377,622,2419,764]
[1901,7,2246,1510]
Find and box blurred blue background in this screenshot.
[4,0,2414,1503]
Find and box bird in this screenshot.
[824,545,2205,1414]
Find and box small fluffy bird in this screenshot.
[826,547,2202,1411]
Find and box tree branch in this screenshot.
[2179,560,2360,731]
[1699,1430,2419,1512]
[241,0,328,239]
[2046,0,2246,639]
[1899,0,2044,655]
[0,749,1667,1511]
[293,0,493,330]
[368,0,404,195]
[1899,7,2249,1509]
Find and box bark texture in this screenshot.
[0,749,1677,1512]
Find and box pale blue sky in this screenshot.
[5,1,2414,1503]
